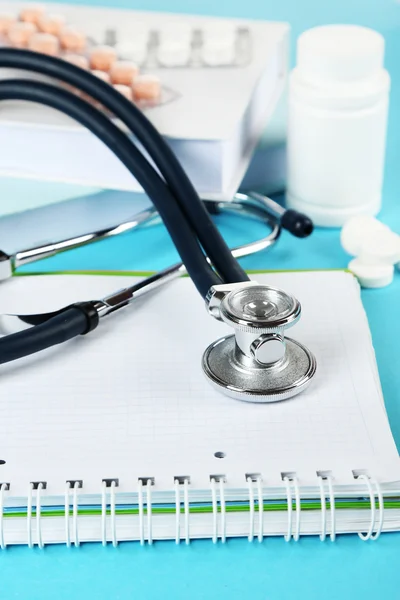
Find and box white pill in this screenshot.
[115,40,148,65]
[202,22,237,65]
[361,234,400,265]
[341,215,400,265]
[158,40,191,66]
[348,258,394,288]
[202,37,235,65]
[341,215,384,255]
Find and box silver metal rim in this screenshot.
[219,286,301,333]
[202,334,317,403]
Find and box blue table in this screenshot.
[2,0,400,598]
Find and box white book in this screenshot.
[0,3,288,199]
[0,270,398,547]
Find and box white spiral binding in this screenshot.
[36,483,44,549]
[183,478,190,545]
[101,480,107,547]
[211,478,226,543]
[283,477,293,542]
[318,476,327,541]
[110,481,117,547]
[65,482,71,548]
[174,478,190,544]
[0,483,8,550]
[211,478,217,544]
[99,481,118,547]
[174,479,180,544]
[292,477,301,542]
[146,480,153,546]
[326,475,336,541]
[317,475,336,541]
[370,477,384,540]
[73,481,80,547]
[137,479,144,546]
[247,477,255,542]
[282,477,301,542]
[0,471,386,547]
[257,477,263,543]
[357,475,384,541]
[219,478,226,543]
[27,482,33,548]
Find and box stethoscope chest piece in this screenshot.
[202,282,317,402]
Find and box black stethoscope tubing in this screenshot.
[0,48,248,287]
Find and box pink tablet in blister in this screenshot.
[89,45,117,72]
[110,61,139,86]
[28,32,60,56]
[7,21,37,47]
[38,13,66,36]
[19,4,45,25]
[0,14,17,36]
[59,26,86,53]
[132,75,161,101]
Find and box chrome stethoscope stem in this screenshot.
[12,206,158,270]
[0,194,281,282]
[94,262,186,318]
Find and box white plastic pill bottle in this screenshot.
[286,25,390,227]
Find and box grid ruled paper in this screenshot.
[0,271,398,496]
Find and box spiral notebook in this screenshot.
[0,269,399,547]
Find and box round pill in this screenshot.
[202,23,236,65]
[28,32,60,56]
[341,215,389,256]
[113,84,133,100]
[89,45,117,72]
[202,37,235,66]
[37,13,65,36]
[63,53,89,70]
[115,40,148,65]
[0,13,17,36]
[19,4,45,25]
[341,215,400,264]
[110,61,139,86]
[157,41,191,67]
[59,27,86,52]
[7,21,37,47]
[348,258,394,288]
[132,74,161,101]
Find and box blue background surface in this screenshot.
[2,0,400,598]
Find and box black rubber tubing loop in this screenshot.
[0,48,250,286]
[0,78,223,365]
[0,305,96,365]
[0,78,220,297]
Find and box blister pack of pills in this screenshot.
[0,4,176,109]
[0,2,288,197]
[0,3,252,112]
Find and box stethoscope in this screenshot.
[0,47,317,403]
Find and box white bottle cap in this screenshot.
[297,25,385,84]
[348,258,394,288]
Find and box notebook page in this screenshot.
[0,271,398,496]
